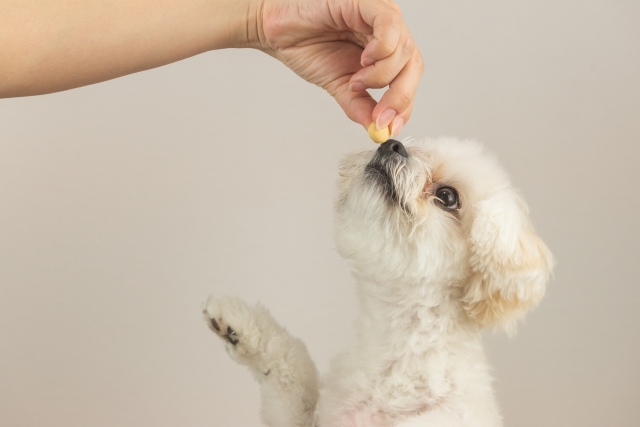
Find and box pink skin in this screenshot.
[261,0,424,133]
[338,408,378,427]
[1,0,423,134]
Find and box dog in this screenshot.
[203,138,553,427]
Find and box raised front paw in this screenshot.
[205,297,240,346]
[211,316,239,345]
[203,295,264,366]
[203,296,248,346]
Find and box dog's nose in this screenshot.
[377,139,408,158]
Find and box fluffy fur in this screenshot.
[204,137,553,427]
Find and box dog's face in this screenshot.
[335,138,553,328]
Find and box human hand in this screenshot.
[252,0,423,136]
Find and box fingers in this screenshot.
[315,41,378,128]
[349,35,415,90]
[351,0,423,135]
[334,80,378,128]
[373,50,423,136]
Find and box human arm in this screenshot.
[0,0,422,133]
[0,0,257,97]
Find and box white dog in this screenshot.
[204,138,553,427]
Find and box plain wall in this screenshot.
[1,1,639,426]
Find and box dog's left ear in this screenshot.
[463,189,554,332]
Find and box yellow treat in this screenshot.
[367,122,390,144]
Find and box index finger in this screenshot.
[372,47,424,135]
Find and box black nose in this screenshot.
[377,139,408,158]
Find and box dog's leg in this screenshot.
[204,296,319,427]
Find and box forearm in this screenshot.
[0,0,260,97]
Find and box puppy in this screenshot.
[204,138,553,427]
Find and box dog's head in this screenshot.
[335,138,553,330]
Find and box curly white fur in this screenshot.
[203,138,554,427]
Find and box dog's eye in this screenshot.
[435,187,459,210]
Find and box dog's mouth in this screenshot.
[364,163,389,181]
[364,155,402,206]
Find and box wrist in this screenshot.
[217,0,266,50]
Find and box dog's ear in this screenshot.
[463,189,554,332]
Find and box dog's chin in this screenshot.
[364,164,396,201]
[363,154,408,208]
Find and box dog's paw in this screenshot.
[203,296,242,346]
[203,296,263,365]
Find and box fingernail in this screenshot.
[361,57,376,67]
[376,109,396,131]
[349,82,366,92]
[390,117,405,137]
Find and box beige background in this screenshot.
[1,1,639,426]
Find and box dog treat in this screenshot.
[367,122,390,144]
